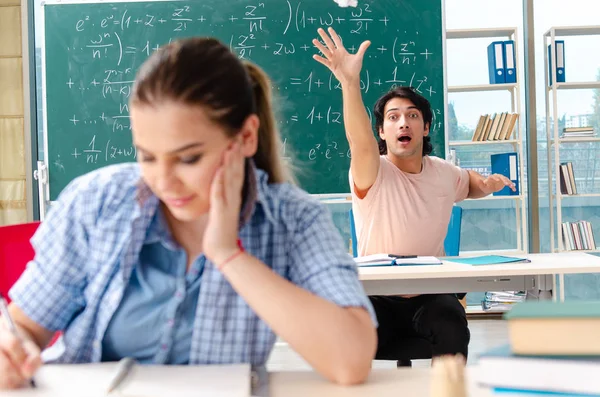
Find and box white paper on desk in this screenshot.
[354,254,394,264]
[393,256,442,265]
[3,363,251,397]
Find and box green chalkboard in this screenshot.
[43,0,445,200]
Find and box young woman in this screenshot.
[0,37,377,389]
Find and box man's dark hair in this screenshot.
[373,86,433,156]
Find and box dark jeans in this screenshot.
[369,294,470,359]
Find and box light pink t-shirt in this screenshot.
[350,156,470,257]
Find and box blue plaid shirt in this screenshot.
[10,163,375,365]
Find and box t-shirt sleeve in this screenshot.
[349,157,384,206]
[452,164,470,203]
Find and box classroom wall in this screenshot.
[0,0,27,225]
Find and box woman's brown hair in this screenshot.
[130,37,291,184]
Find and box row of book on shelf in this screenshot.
[558,161,577,195]
[487,38,566,86]
[562,220,597,251]
[471,112,519,142]
[561,126,596,138]
[486,39,566,85]
[477,301,600,395]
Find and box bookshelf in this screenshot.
[446,27,528,256]
[448,140,520,147]
[551,81,600,90]
[447,83,516,93]
[550,137,600,144]
[545,26,600,253]
[446,27,528,315]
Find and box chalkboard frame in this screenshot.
[39,0,449,204]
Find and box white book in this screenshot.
[2,363,251,397]
[354,255,442,266]
[477,345,600,395]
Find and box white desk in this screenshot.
[359,252,600,300]
[0,365,538,397]
[267,367,497,397]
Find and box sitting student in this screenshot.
[312,28,515,363]
[0,37,377,389]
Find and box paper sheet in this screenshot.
[2,363,250,397]
[353,254,394,264]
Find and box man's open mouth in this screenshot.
[398,136,412,143]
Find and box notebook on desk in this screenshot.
[354,254,442,267]
[2,363,251,397]
[445,255,530,266]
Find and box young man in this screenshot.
[312,28,516,363]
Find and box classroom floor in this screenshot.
[266,317,508,371]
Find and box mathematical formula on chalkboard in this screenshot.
[44,0,444,196]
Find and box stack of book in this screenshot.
[561,126,595,138]
[559,161,577,195]
[477,301,600,396]
[481,291,526,312]
[561,220,597,251]
[471,113,519,142]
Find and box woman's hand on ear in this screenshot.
[204,141,245,266]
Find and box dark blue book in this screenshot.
[548,40,566,86]
[491,152,519,196]
[488,41,506,84]
[503,40,517,83]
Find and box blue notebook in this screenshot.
[493,388,598,396]
[445,255,530,266]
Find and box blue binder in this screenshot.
[490,152,519,196]
[548,40,565,85]
[487,41,506,84]
[503,40,516,83]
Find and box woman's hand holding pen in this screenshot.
[204,140,246,270]
[0,311,41,389]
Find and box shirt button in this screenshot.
[175,291,183,299]
[161,344,168,351]
[168,318,174,327]
[93,340,101,348]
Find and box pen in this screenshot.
[0,295,37,388]
[106,357,136,394]
[389,254,417,259]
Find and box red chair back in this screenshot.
[0,221,61,347]
[0,222,40,303]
